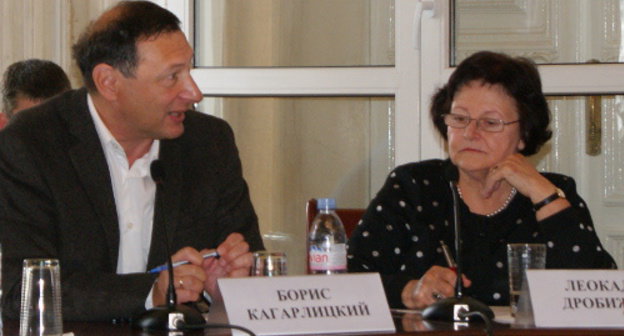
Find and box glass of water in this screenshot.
[250,251,287,276]
[507,243,546,316]
[20,258,63,336]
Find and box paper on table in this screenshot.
[491,306,513,324]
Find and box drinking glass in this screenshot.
[250,251,287,276]
[507,244,546,316]
[20,259,63,336]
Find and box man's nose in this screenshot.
[181,75,203,103]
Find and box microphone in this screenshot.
[132,160,205,331]
[422,164,494,322]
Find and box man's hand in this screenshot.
[152,247,207,306]
[202,233,252,299]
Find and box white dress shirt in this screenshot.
[87,94,160,274]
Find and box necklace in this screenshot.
[456,185,517,217]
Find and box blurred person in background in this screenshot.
[1,58,71,126]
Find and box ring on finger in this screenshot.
[432,292,444,301]
[178,279,184,288]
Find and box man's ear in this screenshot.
[92,63,120,101]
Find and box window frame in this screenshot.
[155,0,425,166]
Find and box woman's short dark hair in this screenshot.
[430,51,552,156]
[72,1,181,91]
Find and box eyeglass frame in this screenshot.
[442,113,520,133]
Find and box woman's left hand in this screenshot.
[481,153,556,203]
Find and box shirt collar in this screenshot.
[87,93,160,171]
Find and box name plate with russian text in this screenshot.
[527,270,624,328]
[218,273,395,335]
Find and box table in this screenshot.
[4,310,623,336]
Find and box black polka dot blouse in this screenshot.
[347,159,617,308]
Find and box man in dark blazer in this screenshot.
[0,1,263,321]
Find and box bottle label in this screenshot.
[309,243,347,271]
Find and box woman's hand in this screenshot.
[401,266,471,309]
[481,153,570,219]
[481,153,553,200]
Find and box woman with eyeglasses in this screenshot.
[347,51,616,310]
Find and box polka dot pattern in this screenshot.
[346,160,616,309]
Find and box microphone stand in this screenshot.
[132,161,205,331]
[422,178,494,322]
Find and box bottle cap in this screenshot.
[316,198,336,211]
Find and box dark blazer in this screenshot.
[0,88,264,321]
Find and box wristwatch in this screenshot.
[533,187,566,211]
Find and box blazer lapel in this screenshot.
[63,89,120,270]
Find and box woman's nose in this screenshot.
[462,119,479,139]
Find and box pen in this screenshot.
[147,249,219,274]
[439,240,457,272]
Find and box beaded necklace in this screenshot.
[457,185,517,218]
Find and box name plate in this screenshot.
[218,273,395,335]
[526,270,624,328]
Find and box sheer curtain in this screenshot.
[0,0,119,88]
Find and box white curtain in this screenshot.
[0,0,120,88]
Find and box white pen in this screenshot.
[147,249,219,274]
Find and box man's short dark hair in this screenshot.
[72,0,181,91]
[430,51,552,156]
[2,59,71,118]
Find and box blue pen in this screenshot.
[148,249,219,274]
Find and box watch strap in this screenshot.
[533,190,561,211]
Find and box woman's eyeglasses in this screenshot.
[443,113,520,133]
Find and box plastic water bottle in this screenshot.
[308,198,347,274]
